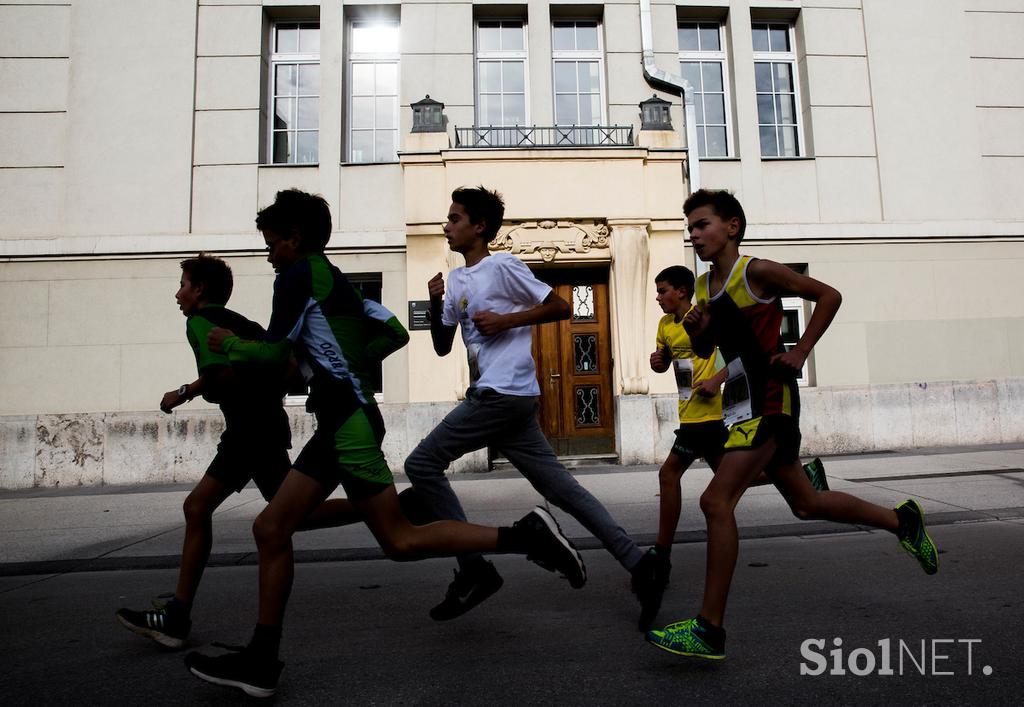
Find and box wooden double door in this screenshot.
[531,268,615,457]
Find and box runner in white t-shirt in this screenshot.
[404,186,660,623]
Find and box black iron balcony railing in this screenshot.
[454,124,634,148]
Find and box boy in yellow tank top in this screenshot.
[646,189,939,662]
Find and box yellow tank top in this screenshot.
[656,309,723,424]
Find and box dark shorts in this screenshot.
[724,414,802,467]
[671,421,729,462]
[205,438,291,500]
[293,404,392,501]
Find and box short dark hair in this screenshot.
[451,186,505,241]
[683,189,747,243]
[255,189,332,251]
[180,253,233,305]
[655,265,694,296]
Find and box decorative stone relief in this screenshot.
[609,223,651,395]
[489,220,611,263]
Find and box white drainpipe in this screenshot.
[639,0,706,273]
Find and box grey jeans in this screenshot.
[404,387,644,571]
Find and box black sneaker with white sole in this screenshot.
[516,506,586,588]
[430,559,504,621]
[115,607,191,649]
[185,646,283,699]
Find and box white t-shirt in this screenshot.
[441,252,552,396]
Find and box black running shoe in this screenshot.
[185,646,283,699]
[516,506,586,588]
[632,548,671,632]
[429,559,504,621]
[115,607,191,649]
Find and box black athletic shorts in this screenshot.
[293,403,392,501]
[724,414,802,467]
[205,435,291,500]
[671,420,729,462]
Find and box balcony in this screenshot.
[454,125,634,149]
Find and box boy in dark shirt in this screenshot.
[116,255,359,648]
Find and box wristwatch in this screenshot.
[178,384,190,400]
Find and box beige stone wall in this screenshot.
[1,1,1023,487]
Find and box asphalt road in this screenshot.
[2,519,1021,706]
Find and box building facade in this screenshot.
[1,0,1023,488]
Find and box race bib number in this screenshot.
[673,359,693,401]
[721,358,752,426]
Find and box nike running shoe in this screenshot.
[115,606,191,649]
[895,498,939,575]
[803,457,829,491]
[516,506,586,588]
[185,646,283,699]
[430,559,504,621]
[646,617,725,660]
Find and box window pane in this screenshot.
[706,127,727,156]
[573,334,598,372]
[350,130,373,162]
[478,22,501,52]
[775,94,796,125]
[678,24,699,51]
[351,96,374,129]
[555,94,578,124]
[773,63,793,92]
[295,131,318,163]
[274,97,295,130]
[704,93,725,124]
[759,125,778,156]
[272,131,293,163]
[275,64,297,96]
[352,64,374,94]
[769,25,790,52]
[580,94,600,124]
[552,23,575,51]
[554,62,577,92]
[504,94,526,125]
[376,63,398,95]
[754,62,773,92]
[578,61,600,93]
[352,23,398,54]
[680,62,701,91]
[701,62,723,92]
[298,64,319,95]
[501,22,524,51]
[756,94,775,124]
[576,23,599,50]
[480,62,501,92]
[502,61,524,93]
[299,26,320,54]
[696,126,706,157]
[375,96,397,129]
[752,24,769,52]
[779,126,798,156]
[694,95,704,124]
[699,24,720,51]
[375,129,396,161]
[480,93,501,124]
[276,25,298,53]
[297,97,318,129]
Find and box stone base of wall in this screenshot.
[0,402,486,490]
[2,378,1022,489]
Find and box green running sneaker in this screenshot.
[802,457,829,491]
[646,618,725,660]
[895,499,939,575]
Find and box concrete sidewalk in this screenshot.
[2,443,1023,576]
